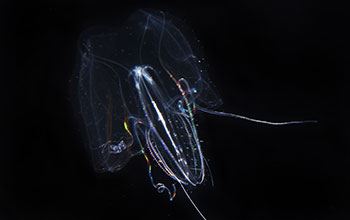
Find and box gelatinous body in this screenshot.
[77,9,220,176]
[76,9,219,218]
[75,9,316,219]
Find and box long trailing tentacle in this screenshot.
[180,183,207,220]
[197,106,317,125]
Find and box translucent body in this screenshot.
[76,9,316,220]
[76,9,221,184]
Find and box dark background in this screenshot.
[1,1,347,219]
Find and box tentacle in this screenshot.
[197,106,317,125]
[180,183,207,220]
[141,146,176,201]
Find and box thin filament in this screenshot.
[141,147,176,201]
[197,106,317,125]
[180,183,207,220]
